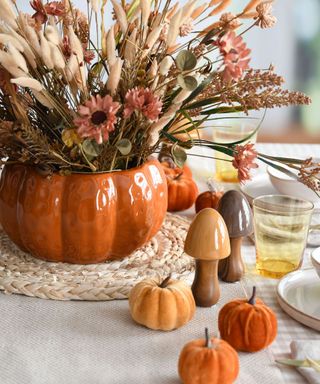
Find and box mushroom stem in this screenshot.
[218,237,244,283]
[192,259,220,307]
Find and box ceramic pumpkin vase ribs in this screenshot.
[0,159,168,264]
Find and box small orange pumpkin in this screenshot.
[178,328,239,384]
[161,162,198,212]
[161,160,193,179]
[218,287,277,352]
[129,275,195,331]
[195,190,224,213]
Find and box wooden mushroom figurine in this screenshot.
[217,190,253,283]
[184,208,230,307]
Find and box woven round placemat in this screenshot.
[0,214,194,301]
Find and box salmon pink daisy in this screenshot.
[124,87,162,121]
[217,31,251,82]
[74,95,120,144]
[232,143,258,183]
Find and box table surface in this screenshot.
[0,143,319,384]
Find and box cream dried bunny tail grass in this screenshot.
[140,0,151,27]
[24,24,41,54]
[167,3,180,19]
[191,4,208,20]
[106,58,123,95]
[166,9,183,48]
[0,0,18,29]
[209,0,231,16]
[11,77,43,92]
[0,50,26,78]
[149,59,158,79]
[243,0,263,13]
[67,26,86,87]
[39,31,54,70]
[90,0,100,13]
[33,90,54,109]
[181,0,198,23]
[7,27,36,69]
[68,26,84,60]
[7,42,28,73]
[173,89,193,104]
[66,54,78,81]
[49,42,66,70]
[111,0,128,34]
[106,26,117,67]
[124,28,137,63]
[45,25,60,46]
[145,25,162,49]
[0,33,24,51]
[159,56,174,76]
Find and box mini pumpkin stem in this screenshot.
[248,286,257,305]
[159,274,172,288]
[207,178,216,192]
[205,327,212,349]
[173,171,184,181]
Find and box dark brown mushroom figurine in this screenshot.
[217,190,253,283]
[184,208,230,307]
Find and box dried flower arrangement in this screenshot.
[0,0,319,190]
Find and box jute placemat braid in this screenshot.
[0,214,194,301]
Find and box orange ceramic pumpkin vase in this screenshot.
[218,287,277,352]
[0,159,168,264]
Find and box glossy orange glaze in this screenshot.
[0,159,168,264]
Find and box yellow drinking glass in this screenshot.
[213,121,257,183]
[253,195,314,279]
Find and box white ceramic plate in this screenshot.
[277,268,320,331]
[241,174,320,211]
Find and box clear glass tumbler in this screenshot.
[212,120,257,183]
[253,194,314,278]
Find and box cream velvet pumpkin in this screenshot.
[129,276,195,331]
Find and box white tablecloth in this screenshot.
[0,143,319,384]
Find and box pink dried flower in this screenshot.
[217,31,251,82]
[232,143,258,183]
[62,36,94,64]
[45,1,65,16]
[83,47,95,64]
[255,3,277,29]
[160,23,169,42]
[30,0,47,24]
[124,87,162,121]
[219,12,241,30]
[62,36,71,57]
[30,0,64,24]
[74,95,120,144]
[179,19,193,37]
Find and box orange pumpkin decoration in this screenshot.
[161,160,193,179]
[218,287,277,352]
[129,275,195,331]
[0,159,168,264]
[195,190,224,213]
[178,328,239,384]
[161,162,198,212]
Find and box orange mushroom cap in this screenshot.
[184,208,231,260]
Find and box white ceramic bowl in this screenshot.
[311,248,320,279]
[267,165,319,203]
